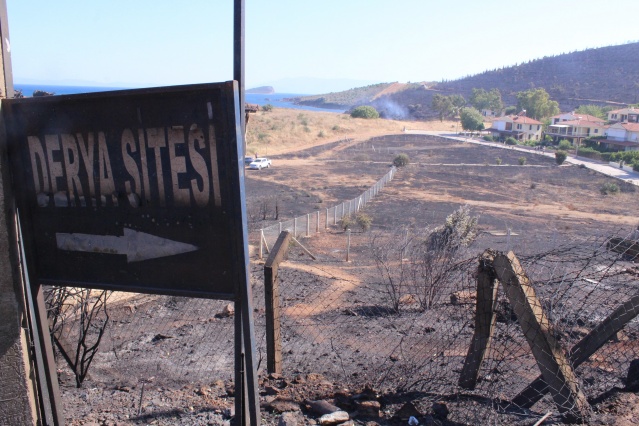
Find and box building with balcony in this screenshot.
[600,122,639,151]
[486,114,543,141]
[545,118,608,145]
[607,107,639,124]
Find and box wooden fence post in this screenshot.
[459,250,499,390]
[513,290,639,408]
[264,231,292,375]
[493,252,589,421]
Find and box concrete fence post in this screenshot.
[325,208,329,229]
[293,217,297,237]
[306,213,310,237]
[316,211,320,233]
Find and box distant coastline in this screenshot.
[12,84,343,113]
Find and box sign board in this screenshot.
[3,82,247,299]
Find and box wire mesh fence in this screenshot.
[259,166,397,254]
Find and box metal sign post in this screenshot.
[3,81,260,425]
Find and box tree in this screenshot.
[574,104,602,119]
[350,105,379,119]
[449,94,467,118]
[431,94,453,121]
[516,88,559,120]
[470,88,503,113]
[460,107,485,132]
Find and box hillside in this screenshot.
[294,42,639,120]
[287,82,413,110]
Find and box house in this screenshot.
[607,107,639,124]
[550,112,605,125]
[487,114,543,141]
[545,118,608,145]
[600,122,639,151]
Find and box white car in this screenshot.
[249,158,271,170]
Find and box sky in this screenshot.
[6,0,639,94]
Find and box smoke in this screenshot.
[374,99,409,120]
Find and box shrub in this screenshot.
[518,157,526,165]
[555,150,567,165]
[350,105,380,119]
[262,104,274,112]
[634,162,639,172]
[355,212,372,231]
[600,182,620,195]
[393,153,410,167]
[505,137,517,145]
[495,157,502,165]
[339,215,354,230]
[317,130,325,138]
[483,135,493,142]
[558,139,572,150]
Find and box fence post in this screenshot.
[316,211,320,233]
[279,222,282,234]
[325,208,329,229]
[306,213,310,237]
[259,229,264,259]
[293,217,297,237]
[264,231,292,375]
[333,206,337,225]
[346,229,351,262]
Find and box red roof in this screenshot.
[551,113,605,123]
[494,115,543,125]
[621,123,639,132]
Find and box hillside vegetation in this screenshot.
[293,42,639,120]
[288,82,416,110]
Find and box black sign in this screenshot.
[3,82,247,299]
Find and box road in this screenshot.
[405,130,639,186]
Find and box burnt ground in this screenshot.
[58,134,639,425]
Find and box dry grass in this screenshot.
[245,107,457,156]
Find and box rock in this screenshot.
[269,373,283,380]
[399,294,417,305]
[216,303,235,318]
[195,387,209,396]
[354,400,380,418]
[293,375,306,384]
[393,402,422,420]
[450,290,475,305]
[264,385,280,395]
[319,411,349,425]
[307,399,341,415]
[278,411,305,426]
[268,397,301,413]
[431,401,449,420]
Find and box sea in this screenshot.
[13,84,344,113]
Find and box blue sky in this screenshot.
[7,1,639,94]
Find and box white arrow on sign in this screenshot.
[56,227,199,263]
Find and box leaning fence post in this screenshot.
[346,229,351,262]
[264,231,292,375]
[493,251,589,421]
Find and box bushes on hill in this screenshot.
[600,182,620,195]
[483,135,493,142]
[558,139,572,150]
[350,105,379,119]
[518,157,526,165]
[505,137,517,145]
[393,153,410,167]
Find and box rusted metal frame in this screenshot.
[264,230,292,375]
[459,250,499,390]
[493,252,589,421]
[513,291,639,408]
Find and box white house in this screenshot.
[607,107,639,124]
[487,114,543,141]
[545,119,608,145]
[602,122,639,151]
